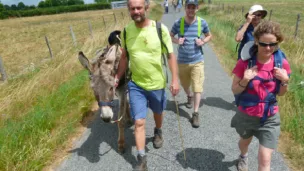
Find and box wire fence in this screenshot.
[0,10,130,82]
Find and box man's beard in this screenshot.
[131,12,146,23]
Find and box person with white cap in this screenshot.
[235,4,267,60]
[231,21,291,171]
[170,0,212,128]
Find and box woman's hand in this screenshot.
[274,67,289,82]
[243,65,258,82]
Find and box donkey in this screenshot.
[78,30,132,154]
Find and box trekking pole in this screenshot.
[173,96,187,162]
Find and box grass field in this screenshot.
[199,0,304,169]
[0,8,130,171]
[0,2,164,170]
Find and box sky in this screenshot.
[1,0,95,6]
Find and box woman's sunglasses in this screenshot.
[258,42,278,47]
[254,13,263,17]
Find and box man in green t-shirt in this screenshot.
[115,0,179,170]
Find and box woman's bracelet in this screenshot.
[238,81,247,88]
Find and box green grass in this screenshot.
[0,70,94,170]
[198,1,304,169]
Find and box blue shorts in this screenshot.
[128,81,167,120]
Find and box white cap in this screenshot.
[245,5,267,19]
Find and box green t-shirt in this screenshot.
[122,20,173,90]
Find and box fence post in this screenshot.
[0,56,7,81]
[69,26,77,47]
[88,20,93,38]
[268,10,272,21]
[222,3,224,11]
[295,14,301,38]
[113,13,117,24]
[45,36,53,58]
[121,12,124,19]
[208,0,211,4]
[242,6,244,16]
[103,16,106,27]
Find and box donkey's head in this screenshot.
[78,30,122,123]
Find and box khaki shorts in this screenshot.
[178,61,205,93]
[231,110,281,149]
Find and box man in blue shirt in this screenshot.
[170,0,212,128]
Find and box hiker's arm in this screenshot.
[235,22,250,42]
[167,53,179,96]
[170,32,179,44]
[277,83,288,96]
[202,32,212,44]
[231,75,249,95]
[116,48,128,80]
[274,67,290,96]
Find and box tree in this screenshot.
[38,1,45,8]
[4,4,10,10]
[95,0,108,3]
[11,4,18,10]
[17,2,26,10]
[28,5,36,9]
[68,0,84,5]
[0,2,4,12]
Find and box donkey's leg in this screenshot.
[118,91,126,154]
[125,96,133,127]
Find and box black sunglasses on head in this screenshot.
[258,42,278,47]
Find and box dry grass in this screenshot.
[0,8,129,124]
[0,9,129,77]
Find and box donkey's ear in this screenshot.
[78,51,92,72]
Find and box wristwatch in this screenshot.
[280,81,289,87]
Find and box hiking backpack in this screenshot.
[180,16,202,38]
[234,48,287,125]
[179,16,204,54]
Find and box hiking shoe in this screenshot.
[191,112,200,128]
[153,128,164,149]
[185,96,193,108]
[134,155,147,171]
[237,155,248,171]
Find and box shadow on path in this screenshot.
[176,148,237,171]
[166,96,237,120]
[68,100,140,168]
[201,97,237,112]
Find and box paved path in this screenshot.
[56,6,289,171]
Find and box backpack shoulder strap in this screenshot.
[180,17,185,37]
[274,49,286,69]
[156,21,169,84]
[197,16,201,38]
[156,21,169,55]
[123,27,129,62]
[273,49,286,93]
[247,55,256,68]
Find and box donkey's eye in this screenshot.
[109,87,113,92]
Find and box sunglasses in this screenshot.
[258,42,278,47]
[254,14,263,17]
